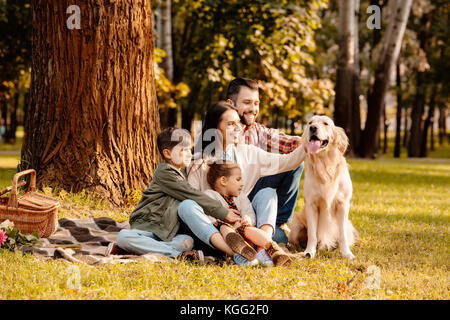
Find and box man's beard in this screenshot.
[239,113,252,126]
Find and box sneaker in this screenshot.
[225,232,257,261]
[177,250,205,264]
[256,249,274,267]
[233,253,259,267]
[265,241,292,267]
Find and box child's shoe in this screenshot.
[177,250,205,264]
[233,253,259,267]
[265,241,292,267]
[256,249,274,267]
[225,232,257,261]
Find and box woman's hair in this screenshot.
[206,160,240,190]
[193,101,238,157]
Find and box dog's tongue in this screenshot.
[307,140,321,154]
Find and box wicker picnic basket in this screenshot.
[0,169,60,238]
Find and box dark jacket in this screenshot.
[129,161,229,241]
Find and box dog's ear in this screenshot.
[333,126,349,154]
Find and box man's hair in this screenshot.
[157,127,191,159]
[226,78,258,103]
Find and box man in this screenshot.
[225,77,304,244]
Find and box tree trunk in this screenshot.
[420,83,437,157]
[5,93,18,143]
[350,0,361,156]
[22,0,161,205]
[403,105,408,147]
[382,102,389,154]
[394,62,402,158]
[334,0,355,152]
[361,0,412,158]
[408,13,431,158]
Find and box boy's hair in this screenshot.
[226,78,259,103]
[157,127,192,160]
[206,160,241,189]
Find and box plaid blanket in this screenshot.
[19,217,169,265]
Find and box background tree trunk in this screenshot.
[408,12,431,158]
[394,62,402,158]
[361,0,412,158]
[350,0,361,156]
[22,0,160,205]
[420,83,437,157]
[334,0,355,152]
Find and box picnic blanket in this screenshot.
[18,217,170,265]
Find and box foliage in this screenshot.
[0,219,39,251]
[165,0,332,127]
[154,47,191,111]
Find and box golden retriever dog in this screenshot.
[288,115,357,259]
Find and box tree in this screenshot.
[361,0,412,158]
[334,0,355,149]
[21,0,161,205]
[334,0,361,155]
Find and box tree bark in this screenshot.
[361,0,412,158]
[22,0,160,205]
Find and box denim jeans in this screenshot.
[177,199,220,248]
[177,188,278,248]
[116,228,193,258]
[248,163,304,243]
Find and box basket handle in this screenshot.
[7,169,37,208]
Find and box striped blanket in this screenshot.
[19,217,169,265]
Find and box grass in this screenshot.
[0,140,448,299]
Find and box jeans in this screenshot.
[177,188,278,248]
[116,228,193,258]
[248,163,304,243]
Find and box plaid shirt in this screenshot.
[242,122,301,154]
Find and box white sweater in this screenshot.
[203,189,256,226]
[187,143,306,197]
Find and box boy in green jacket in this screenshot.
[115,128,241,261]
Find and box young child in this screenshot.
[115,128,238,262]
[204,160,292,267]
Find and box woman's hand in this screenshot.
[225,209,241,223]
[240,215,251,226]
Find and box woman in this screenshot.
[178,101,305,263]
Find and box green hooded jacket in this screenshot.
[129,161,228,241]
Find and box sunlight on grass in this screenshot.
[0,150,449,299]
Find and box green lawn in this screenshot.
[0,143,448,299]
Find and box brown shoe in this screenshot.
[265,241,292,267]
[177,250,205,264]
[225,232,257,261]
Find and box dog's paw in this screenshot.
[341,250,355,260]
[301,249,316,259]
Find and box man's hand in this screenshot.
[225,209,241,223]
